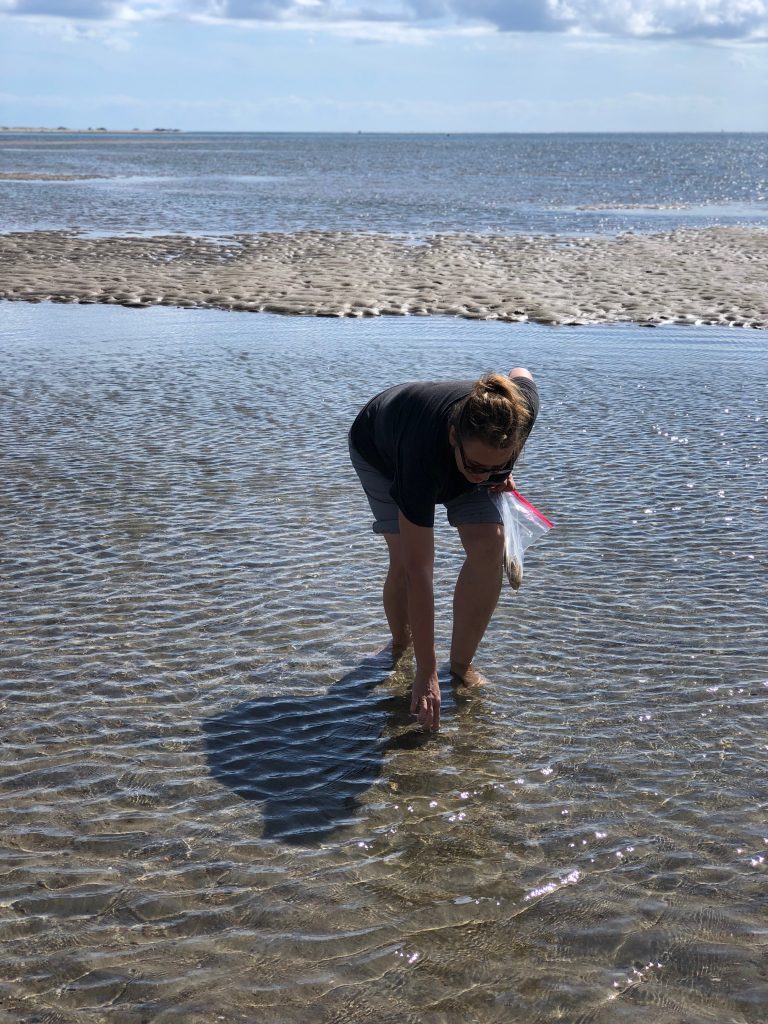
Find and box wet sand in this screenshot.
[1,226,765,326]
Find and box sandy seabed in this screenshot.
[1,225,766,327]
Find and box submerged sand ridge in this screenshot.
[1,227,766,327]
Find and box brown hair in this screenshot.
[454,373,532,452]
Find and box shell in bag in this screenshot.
[496,490,554,591]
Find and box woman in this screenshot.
[348,368,539,732]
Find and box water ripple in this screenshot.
[0,304,766,1023]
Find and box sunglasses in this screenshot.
[456,434,515,477]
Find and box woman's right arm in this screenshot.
[398,511,441,731]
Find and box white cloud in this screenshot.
[548,0,768,39]
[1,0,767,40]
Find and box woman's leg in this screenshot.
[450,522,504,685]
[383,532,411,654]
[348,441,409,652]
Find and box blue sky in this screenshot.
[0,1,766,131]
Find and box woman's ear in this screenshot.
[448,425,456,445]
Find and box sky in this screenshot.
[0,1,766,132]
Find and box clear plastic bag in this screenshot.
[497,490,554,591]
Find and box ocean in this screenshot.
[1,134,767,1023]
[1,131,766,236]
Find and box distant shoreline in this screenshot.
[1,128,766,136]
[0,127,181,134]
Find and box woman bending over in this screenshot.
[348,368,539,731]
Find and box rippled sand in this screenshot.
[1,305,766,1023]
[1,225,766,327]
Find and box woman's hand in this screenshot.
[489,474,516,494]
[411,668,441,731]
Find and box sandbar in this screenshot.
[0,227,765,327]
[0,173,107,181]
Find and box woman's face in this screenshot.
[450,426,516,484]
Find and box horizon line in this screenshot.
[2,127,766,135]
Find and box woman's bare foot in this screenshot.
[390,626,412,656]
[390,636,413,665]
[370,636,412,668]
[448,663,489,688]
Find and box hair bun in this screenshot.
[458,372,532,451]
[479,373,511,397]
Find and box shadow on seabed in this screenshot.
[202,649,433,845]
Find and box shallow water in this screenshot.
[0,303,766,1023]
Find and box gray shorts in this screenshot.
[349,438,503,535]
